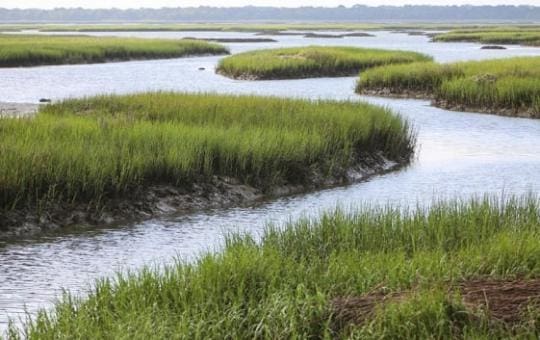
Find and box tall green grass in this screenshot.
[13,196,540,339]
[433,27,540,46]
[0,34,228,67]
[0,92,414,214]
[357,57,540,117]
[217,46,432,80]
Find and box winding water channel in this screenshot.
[1,30,540,330]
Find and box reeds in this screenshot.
[0,34,229,67]
[0,92,414,213]
[14,196,540,338]
[216,46,432,80]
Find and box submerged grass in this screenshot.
[13,196,540,339]
[216,46,432,80]
[356,57,540,117]
[0,92,414,216]
[0,34,228,67]
[433,27,540,46]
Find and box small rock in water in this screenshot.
[39,98,52,103]
[198,67,206,71]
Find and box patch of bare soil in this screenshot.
[330,278,540,332]
[460,278,540,324]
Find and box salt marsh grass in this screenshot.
[217,46,432,80]
[0,92,414,215]
[433,27,540,46]
[13,196,540,339]
[0,34,228,67]
[357,57,540,117]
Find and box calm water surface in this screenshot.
[1,31,540,330]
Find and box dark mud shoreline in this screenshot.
[358,88,539,119]
[216,69,361,81]
[0,52,230,69]
[183,37,277,43]
[0,154,407,239]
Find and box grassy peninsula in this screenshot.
[0,34,229,67]
[0,92,414,233]
[216,46,432,80]
[13,196,540,339]
[357,57,540,118]
[432,27,540,47]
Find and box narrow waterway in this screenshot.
[1,30,540,330]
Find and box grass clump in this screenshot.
[0,92,413,217]
[13,196,540,339]
[357,57,540,118]
[433,27,540,46]
[0,34,229,67]
[216,46,432,80]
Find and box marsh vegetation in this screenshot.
[216,46,431,80]
[0,34,229,67]
[357,57,540,118]
[0,92,414,231]
[432,27,540,46]
[13,196,540,339]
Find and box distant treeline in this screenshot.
[1,6,540,23]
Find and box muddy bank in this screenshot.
[216,69,360,81]
[434,99,539,119]
[255,31,306,36]
[358,88,434,100]
[0,154,405,239]
[0,102,40,118]
[183,37,277,43]
[303,32,374,39]
[303,33,344,39]
[358,88,539,119]
[0,52,230,69]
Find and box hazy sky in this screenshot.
[2,1,538,9]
